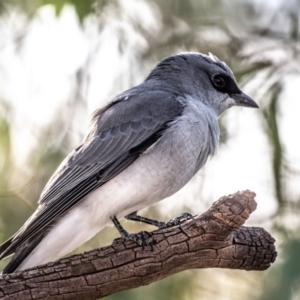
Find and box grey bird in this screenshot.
[0,52,258,274]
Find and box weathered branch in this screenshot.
[0,190,277,300]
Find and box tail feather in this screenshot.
[1,231,46,274]
[0,236,15,260]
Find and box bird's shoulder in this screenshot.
[90,84,186,134]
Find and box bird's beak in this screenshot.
[230,92,259,108]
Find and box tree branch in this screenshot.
[0,190,277,300]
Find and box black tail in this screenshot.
[1,231,46,274]
[0,236,14,260]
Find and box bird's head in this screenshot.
[146,52,258,116]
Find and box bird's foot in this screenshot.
[111,215,154,249]
[158,212,194,229]
[121,230,155,249]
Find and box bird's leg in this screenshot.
[125,211,165,228]
[110,215,154,247]
[125,211,194,229]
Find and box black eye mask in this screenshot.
[211,74,241,94]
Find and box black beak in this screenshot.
[230,92,259,108]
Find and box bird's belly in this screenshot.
[84,124,203,224]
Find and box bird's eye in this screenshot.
[213,75,226,88]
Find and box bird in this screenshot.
[0,52,258,274]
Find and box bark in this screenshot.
[0,190,277,300]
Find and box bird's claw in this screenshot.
[122,231,155,249]
[158,212,194,229]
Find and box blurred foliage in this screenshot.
[263,84,284,206]
[40,0,94,20]
[0,101,11,184]
[0,0,300,299]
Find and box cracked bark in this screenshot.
[0,190,277,300]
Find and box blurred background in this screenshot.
[0,0,300,299]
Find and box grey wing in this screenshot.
[0,90,184,259]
